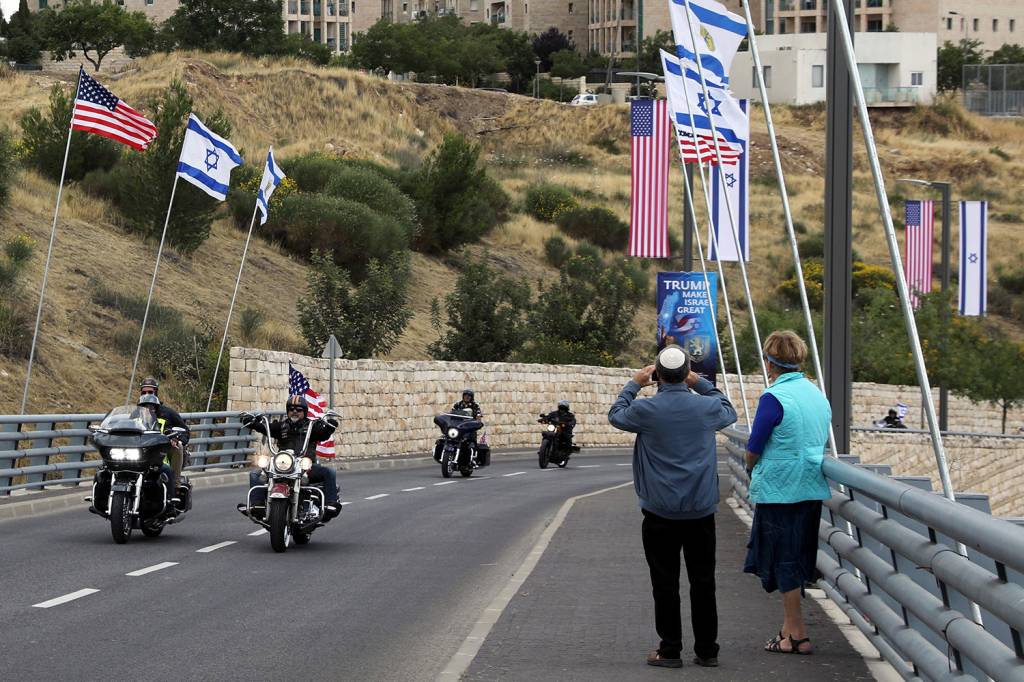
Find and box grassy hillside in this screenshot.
[1,53,1022,413]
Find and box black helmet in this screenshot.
[137,393,161,409]
[286,395,308,414]
[462,388,474,401]
[557,400,570,411]
[140,376,159,395]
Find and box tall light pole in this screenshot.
[534,58,541,98]
[898,177,952,432]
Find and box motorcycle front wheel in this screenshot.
[268,499,291,553]
[441,450,455,478]
[110,491,132,544]
[538,440,551,469]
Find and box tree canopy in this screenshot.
[37,0,155,72]
[159,0,285,55]
[532,27,572,71]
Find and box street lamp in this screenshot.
[897,177,952,432]
[534,58,541,99]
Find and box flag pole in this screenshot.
[20,68,84,415]
[205,201,261,412]
[127,174,180,403]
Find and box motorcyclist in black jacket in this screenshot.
[453,388,483,420]
[240,395,342,520]
[139,377,190,504]
[542,400,577,448]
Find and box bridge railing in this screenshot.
[0,410,282,496]
[723,427,1024,682]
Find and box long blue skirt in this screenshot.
[743,500,822,594]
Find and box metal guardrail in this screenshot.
[723,427,1024,681]
[0,410,282,496]
[852,426,1024,440]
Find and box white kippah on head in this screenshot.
[658,346,687,370]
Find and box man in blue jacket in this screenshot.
[608,344,737,670]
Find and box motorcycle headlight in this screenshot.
[109,448,140,460]
[256,454,271,469]
[273,453,295,472]
[299,456,313,472]
[447,428,459,439]
[547,424,556,432]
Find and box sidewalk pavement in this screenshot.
[463,473,877,681]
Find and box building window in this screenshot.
[973,18,979,31]
[524,2,527,13]
[753,65,772,88]
[945,17,952,30]
[911,71,923,86]
[402,2,407,10]
[352,1,356,12]
[568,2,573,13]
[812,64,824,87]
[568,29,573,41]
[800,20,815,33]
[867,18,882,31]
[779,18,786,34]
[38,0,48,6]
[993,19,998,32]
[1011,19,1016,32]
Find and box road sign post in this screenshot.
[321,335,341,409]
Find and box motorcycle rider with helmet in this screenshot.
[240,395,342,520]
[541,400,577,449]
[453,388,483,420]
[138,377,190,503]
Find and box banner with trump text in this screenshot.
[657,272,719,384]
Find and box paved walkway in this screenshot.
[464,473,877,681]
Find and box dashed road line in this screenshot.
[126,561,178,577]
[616,463,631,466]
[33,588,100,609]
[248,529,268,536]
[576,465,601,469]
[434,481,456,486]
[503,472,526,477]
[402,487,425,492]
[197,541,237,553]
[365,494,389,500]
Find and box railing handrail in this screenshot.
[852,425,1024,439]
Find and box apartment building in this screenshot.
[743,0,1022,53]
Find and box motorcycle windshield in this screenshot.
[99,405,159,432]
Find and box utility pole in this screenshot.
[682,165,694,270]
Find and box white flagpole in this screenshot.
[20,69,84,415]
[205,201,261,412]
[126,174,181,403]
[679,0,769,386]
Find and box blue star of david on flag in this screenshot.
[697,92,722,116]
[176,114,242,201]
[725,173,736,188]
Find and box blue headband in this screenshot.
[764,353,800,370]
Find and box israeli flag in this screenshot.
[660,49,746,160]
[710,98,749,262]
[176,114,243,201]
[671,0,748,88]
[256,147,286,226]
[959,200,988,316]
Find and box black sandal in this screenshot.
[765,633,813,655]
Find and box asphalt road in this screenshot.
[0,449,635,681]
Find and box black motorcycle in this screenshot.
[432,409,490,478]
[537,414,580,469]
[86,405,191,543]
[238,413,335,552]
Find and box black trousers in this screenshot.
[641,509,719,660]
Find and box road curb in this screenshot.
[0,447,614,523]
[437,479,634,681]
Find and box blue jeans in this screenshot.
[247,465,339,505]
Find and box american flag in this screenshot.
[71,68,157,151]
[288,363,336,458]
[630,99,670,258]
[677,129,742,165]
[903,200,934,307]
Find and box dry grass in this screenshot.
[1,55,1022,412]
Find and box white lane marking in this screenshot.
[402,487,425,492]
[434,481,456,486]
[33,588,100,609]
[248,529,268,536]
[503,472,526,477]
[340,501,354,506]
[616,463,631,466]
[196,541,237,553]
[126,561,178,577]
[365,494,389,500]
[466,476,490,480]
[576,465,601,469]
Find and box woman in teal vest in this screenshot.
[742,330,832,656]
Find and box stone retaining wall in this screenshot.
[228,348,1024,516]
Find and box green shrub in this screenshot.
[543,235,571,268]
[238,307,266,346]
[574,240,602,261]
[285,153,406,194]
[0,129,14,211]
[555,206,629,250]
[589,135,621,155]
[797,232,861,262]
[523,182,577,222]
[323,167,419,241]
[412,133,510,253]
[269,193,410,281]
[0,233,35,359]
[20,84,120,182]
[997,266,1024,295]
